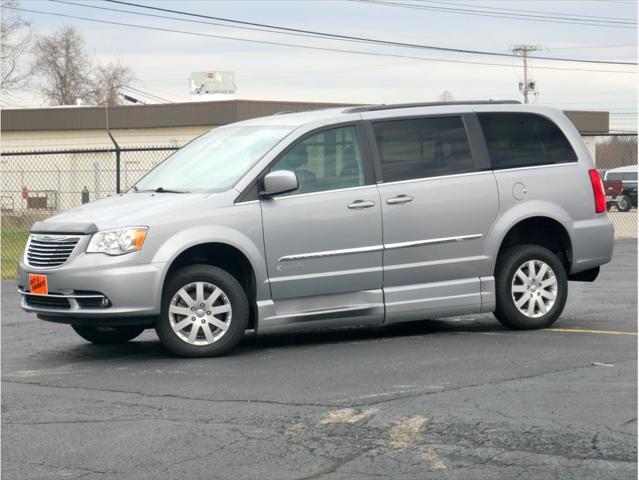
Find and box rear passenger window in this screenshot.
[478,113,577,170]
[373,116,473,182]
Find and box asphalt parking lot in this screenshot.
[1,240,637,480]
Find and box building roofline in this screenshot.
[0,98,610,134]
[0,99,355,132]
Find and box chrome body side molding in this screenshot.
[278,245,383,262]
[384,234,483,251]
[278,234,483,262]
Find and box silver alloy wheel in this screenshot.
[168,281,232,346]
[511,259,558,318]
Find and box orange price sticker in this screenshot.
[29,274,48,295]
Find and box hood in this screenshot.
[33,191,234,232]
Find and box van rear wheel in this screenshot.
[155,264,249,357]
[494,244,567,330]
[72,325,145,344]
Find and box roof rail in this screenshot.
[343,100,521,114]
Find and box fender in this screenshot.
[152,224,270,301]
[482,200,574,277]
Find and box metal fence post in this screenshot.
[20,167,25,209]
[116,149,121,193]
[107,131,121,193]
[93,162,99,200]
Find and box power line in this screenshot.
[131,83,189,102]
[239,59,423,81]
[57,0,638,66]
[9,4,637,76]
[546,101,637,104]
[353,0,636,29]
[548,43,636,51]
[125,86,172,103]
[416,0,636,23]
[588,0,636,5]
[123,86,173,103]
[49,0,375,47]
[102,0,637,65]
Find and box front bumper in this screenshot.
[18,248,166,321]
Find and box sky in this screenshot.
[4,0,638,131]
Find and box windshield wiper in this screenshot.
[138,187,190,193]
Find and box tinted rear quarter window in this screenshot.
[373,116,474,182]
[478,113,577,170]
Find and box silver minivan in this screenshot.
[18,101,614,357]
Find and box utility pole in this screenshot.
[511,44,541,103]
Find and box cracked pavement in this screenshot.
[2,240,636,479]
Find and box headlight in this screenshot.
[86,227,148,255]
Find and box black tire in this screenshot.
[155,264,249,357]
[71,325,145,344]
[494,244,568,330]
[617,195,632,212]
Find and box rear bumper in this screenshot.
[17,252,166,320]
[568,215,614,275]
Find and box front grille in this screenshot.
[26,235,80,268]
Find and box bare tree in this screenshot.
[87,62,135,106]
[32,25,90,105]
[596,138,638,170]
[438,90,455,102]
[1,0,33,91]
[32,25,136,106]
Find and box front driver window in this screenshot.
[271,125,365,195]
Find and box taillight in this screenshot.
[588,169,606,213]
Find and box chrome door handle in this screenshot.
[348,200,376,209]
[386,195,414,205]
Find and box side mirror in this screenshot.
[260,170,298,198]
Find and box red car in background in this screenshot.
[602,165,638,212]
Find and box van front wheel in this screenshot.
[494,245,568,330]
[156,264,249,357]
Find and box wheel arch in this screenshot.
[484,201,575,276]
[154,227,268,330]
[492,216,573,275]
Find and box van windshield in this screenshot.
[134,125,294,192]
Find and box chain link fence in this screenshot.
[1,134,637,279]
[1,146,177,278]
[582,133,637,239]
